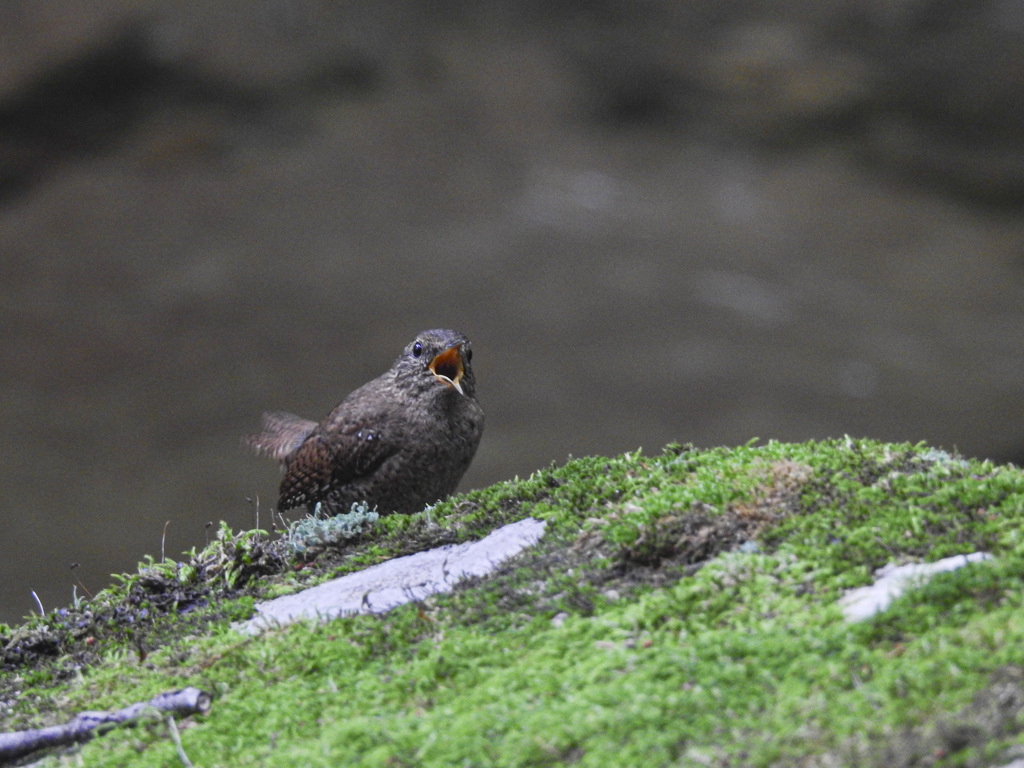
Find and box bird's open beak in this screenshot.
[429,345,466,395]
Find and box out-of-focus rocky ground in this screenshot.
[1,0,1022,623]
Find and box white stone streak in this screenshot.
[839,551,993,622]
[238,517,547,633]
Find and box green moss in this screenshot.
[7,439,1024,767]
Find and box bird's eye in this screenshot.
[412,341,423,358]
[466,348,473,362]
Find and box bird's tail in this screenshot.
[243,411,318,463]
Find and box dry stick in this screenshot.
[0,687,211,765]
[165,714,193,768]
[162,520,172,563]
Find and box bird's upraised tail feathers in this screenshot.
[243,411,318,463]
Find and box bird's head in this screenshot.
[395,329,477,399]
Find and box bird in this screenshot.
[245,329,484,516]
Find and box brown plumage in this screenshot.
[245,329,484,515]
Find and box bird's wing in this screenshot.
[277,419,400,511]
[244,411,319,463]
[278,433,334,510]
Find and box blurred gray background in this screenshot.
[1,0,1023,624]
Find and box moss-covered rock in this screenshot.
[3,438,1024,767]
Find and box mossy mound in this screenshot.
[3,438,1024,767]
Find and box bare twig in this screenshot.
[248,494,261,539]
[164,714,193,768]
[76,581,94,600]
[0,687,211,764]
[161,520,172,563]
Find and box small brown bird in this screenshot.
[246,329,484,515]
